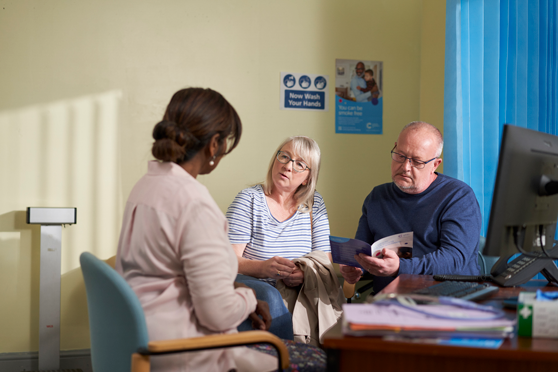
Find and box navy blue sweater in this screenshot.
[355,173,482,293]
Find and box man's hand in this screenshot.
[249,300,272,331]
[339,264,363,284]
[262,256,296,279]
[357,86,363,91]
[354,248,400,277]
[283,267,304,287]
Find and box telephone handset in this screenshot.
[490,252,558,287]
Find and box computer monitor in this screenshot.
[484,124,558,286]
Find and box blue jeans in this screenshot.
[235,274,294,340]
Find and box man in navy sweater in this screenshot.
[340,121,482,293]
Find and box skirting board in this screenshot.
[0,349,92,372]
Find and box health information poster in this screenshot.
[335,59,383,134]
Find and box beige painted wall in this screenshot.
[0,0,445,352]
[419,0,446,173]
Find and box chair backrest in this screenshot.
[80,252,150,372]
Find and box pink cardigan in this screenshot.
[116,161,276,371]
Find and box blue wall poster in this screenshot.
[280,72,329,111]
[335,59,383,134]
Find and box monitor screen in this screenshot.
[484,124,558,258]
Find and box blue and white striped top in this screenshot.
[226,185,331,264]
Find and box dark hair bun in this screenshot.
[151,120,200,162]
[151,88,242,164]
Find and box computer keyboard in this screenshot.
[433,274,492,282]
[412,281,499,301]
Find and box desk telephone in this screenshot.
[489,252,558,286]
[435,250,558,287]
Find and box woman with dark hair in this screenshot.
[115,88,278,371]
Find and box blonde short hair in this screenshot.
[261,136,321,212]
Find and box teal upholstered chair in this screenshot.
[478,236,499,275]
[80,252,289,372]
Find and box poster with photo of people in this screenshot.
[335,59,383,134]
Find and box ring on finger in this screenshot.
[277,271,281,277]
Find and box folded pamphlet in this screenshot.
[382,335,505,349]
[330,232,413,269]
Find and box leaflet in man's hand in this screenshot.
[329,232,413,269]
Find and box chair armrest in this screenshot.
[147,330,289,370]
[343,281,356,298]
[103,255,116,268]
[343,272,375,301]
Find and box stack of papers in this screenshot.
[343,302,516,339]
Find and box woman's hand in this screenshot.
[339,264,363,284]
[283,267,304,287]
[248,300,272,331]
[262,256,296,279]
[233,282,271,330]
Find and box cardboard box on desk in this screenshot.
[517,292,558,338]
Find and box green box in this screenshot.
[517,292,558,338]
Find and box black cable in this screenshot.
[539,225,552,258]
[514,226,558,260]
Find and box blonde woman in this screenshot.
[226,136,331,339]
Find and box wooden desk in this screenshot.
[322,274,558,372]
